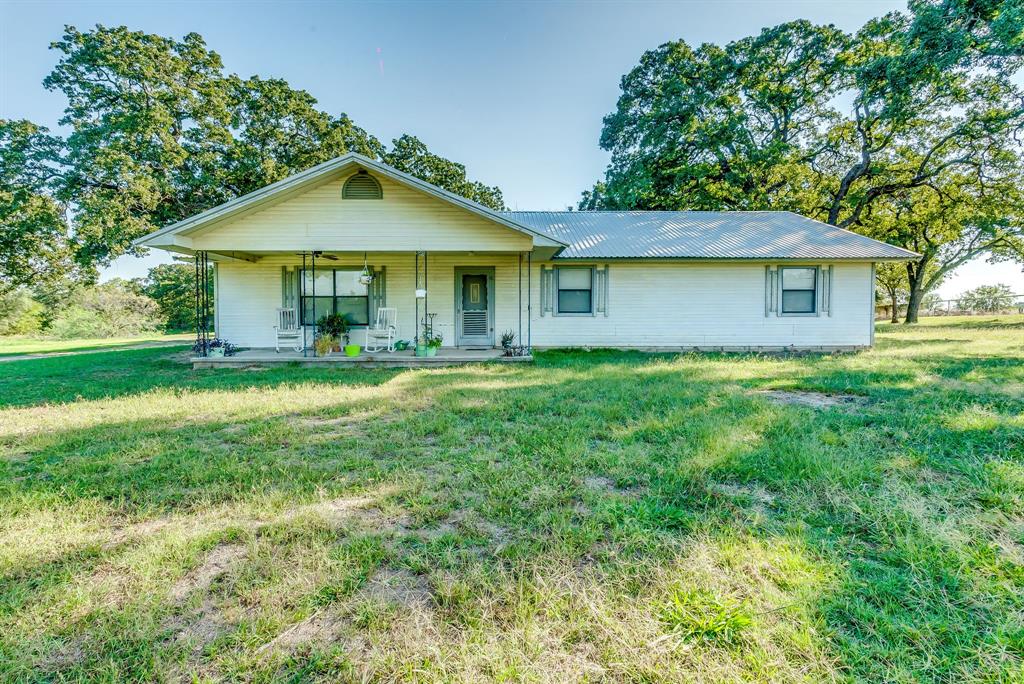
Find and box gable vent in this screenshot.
[342,170,382,200]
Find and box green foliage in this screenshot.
[959,283,1018,312]
[0,120,82,292]
[32,25,504,267]
[48,280,161,339]
[0,289,44,335]
[136,263,208,332]
[589,3,1024,322]
[316,312,353,343]
[661,588,753,644]
[383,134,505,210]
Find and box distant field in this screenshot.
[0,316,1021,682]
[0,333,192,357]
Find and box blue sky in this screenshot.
[2,0,1021,297]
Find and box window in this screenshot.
[556,267,593,314]
[780,267,817,314]
[300,269,370,326]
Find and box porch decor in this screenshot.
[274,308,302,353]
[364,307,399,352]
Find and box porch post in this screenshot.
[527,251,532,350]
[311,250,317,356]
[414,252,419,345]
[301,252,307,357]
[194,251,210,356]
[518,252,523,346]
[424,251,429,339]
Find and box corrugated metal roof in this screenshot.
[500,211,918,260]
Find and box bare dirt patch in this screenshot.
[709,483,777,515]
[169,544,247,602]
[754,389,867,409]
[584,476,616,491]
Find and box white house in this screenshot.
[135,153,917,356]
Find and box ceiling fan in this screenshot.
[308,250,338,261]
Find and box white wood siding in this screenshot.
[190,174,532,253]
[216,257,873,349]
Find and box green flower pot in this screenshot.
[426,346,438,357]
[414,344,429,357]
[344,344,360,357]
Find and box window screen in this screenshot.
[781,267,817,314]
[557,267,593,314]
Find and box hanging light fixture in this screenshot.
[358,252,374,286]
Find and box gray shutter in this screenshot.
[594,265,609,316]
[540,266,554,316]
[281,266,299,310]
[825,265,833,316]
[370,267,386,314]
[765,266,779,316]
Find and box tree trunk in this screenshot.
[904,261,927,324]
[890,296,899,323]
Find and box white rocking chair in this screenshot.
[274,308,302,353]
[364,307,398,352]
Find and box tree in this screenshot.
[383,134,505,210]
[0,119,81,293]
[958,283,1017,312]
[875,263,910,323]
[136,262,209,332]
[586,1,1024,323]
[41,25,507,267]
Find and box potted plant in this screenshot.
[206,338,235,358]
[426,330,443,357]
[318,313,360,356]
[313,334,335,357]
[500,329,515,350]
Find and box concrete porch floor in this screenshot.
[191,347,531,369]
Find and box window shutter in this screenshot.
[540,266,553,316]
[282,266,299,310]
[765,266,779,316]
[825,265,833,316]
[594,265,609,316]
[370,267,386,315]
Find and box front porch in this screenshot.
[191,346,530,369]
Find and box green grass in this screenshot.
[0,332,192,357]
[0,316,1021,682]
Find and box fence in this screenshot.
[875,294,1024,320]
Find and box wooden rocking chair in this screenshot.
[364,307,398,352]
[274,308,302,352]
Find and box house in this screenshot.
[135,153,917,356]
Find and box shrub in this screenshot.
[0,289,44,335]
[47,281,161,339]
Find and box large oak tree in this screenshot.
[586,0,1024,322]
[2,24,506,280]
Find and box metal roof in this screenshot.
[502,211,918,260]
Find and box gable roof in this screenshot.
[503,211,919,261]
[134,152,566,249]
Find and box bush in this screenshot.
[47,281,161,339]
[0,289,44,335]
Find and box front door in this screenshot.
[455,267,494,347]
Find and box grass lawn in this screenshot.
[0,333,193,357]
[0,316,1021,682]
